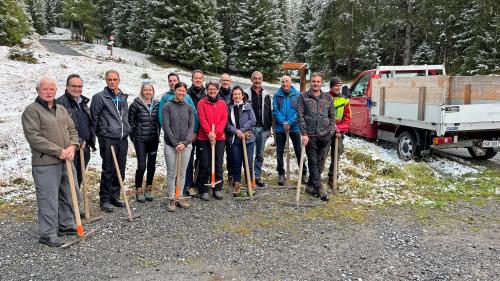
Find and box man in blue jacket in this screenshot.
[273,75,308,186]
[90,70,131,213]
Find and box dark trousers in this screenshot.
[98,137,128,204]
[306,135,331,191]
[320,135,344,179]
[196,140,225,193]
[225,138,233,180]
[275,132,307,176]
[184,142,196,189]
[74,145,91,187]
[231,138,254,183]
[133,138,159,188]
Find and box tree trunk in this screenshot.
[402,2,413,65]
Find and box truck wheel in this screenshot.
[397,131,421,161]
[467,147,497,160]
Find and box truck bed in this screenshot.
[370,75,500,136]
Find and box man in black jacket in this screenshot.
[90,70,131,213]
[56,74,96,188]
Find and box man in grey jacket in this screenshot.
[297,73,336,201]
[90,70,131,213]
[22,77,80,247]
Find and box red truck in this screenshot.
[346,65,500,160]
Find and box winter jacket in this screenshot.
[226,102,256,144]
[162,99,194,148]
[90,87,131,140]
[329,91,352,134]
[273,86,301,134]
[56,91,96,150]
[188,86,206,108]
[22,97,79,166]
[244,87,272,131]
[128,97,160,143]
[218,87,232,104]
[197,97,228,141]
[297,89,336,137]
[158,90,198,132]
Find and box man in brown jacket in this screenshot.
[22,77,80,247]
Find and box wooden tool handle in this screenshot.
[65,160,83,237]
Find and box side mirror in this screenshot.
[342,85,350,97]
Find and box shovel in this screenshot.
[61,159,96,248]
[332,134,340,195]
[204,124,222,188]
[110,146,141,222]
[79,147,102,224]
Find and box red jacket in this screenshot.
[197,97,228,141]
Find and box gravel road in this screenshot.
[0,186,498,281]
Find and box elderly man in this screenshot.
[90,70,131,213]
[244,71,272,188]
[297,73,336,201]
[22,77,80,247]
[273,75,308,186]
[218,73,234,184]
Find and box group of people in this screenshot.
[22,69,351,247]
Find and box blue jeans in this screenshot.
[275,132,307,176]
[252,126,268,180]
[231,138,255,183]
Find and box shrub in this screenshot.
[8,47,38,64]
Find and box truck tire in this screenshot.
[467,147,497,160]
[397,131,421,161]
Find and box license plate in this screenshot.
[483,140,500,148]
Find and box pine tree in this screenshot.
[149,0,224,70]
[95,0,115,39]
[61,0,97,42]
[274,0,292,61]
[233,0,284,78]
[217,0,240,71]
[45,0,59,32]
[0,0,32,45]
[127,0,154,51]
[357,27,382,69]
[26,0,48,35]
[112,0,134,47]
[411,41,435,64]
[294,0,314,62]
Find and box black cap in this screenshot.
[330,77,342,87]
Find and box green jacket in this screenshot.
[22,98,79,166]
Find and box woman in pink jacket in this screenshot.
[196,80,228,201]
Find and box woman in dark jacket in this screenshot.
[226,86,256,197]
[128,82,160,202]
[162,82,194,212]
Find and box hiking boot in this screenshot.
[302,173,309,184]
[167,200,176,212]
[305,184,317,196]
[145,185,154,201]
[255,178,266,189]
[318,187,330,201]
[39,236,64,247]
[177,199,190,209]
[213,190,223,200]
[200,192,210,201]
[136,187,146,203]
[278,175,285,186]
[58,228,77,236]
[111,199,125,208]
[233,182,242,197]
[101,201,114,213]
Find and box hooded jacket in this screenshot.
[90,87,131,139]
[158,90,198,132]
[56,91,96,150]
[226,102,256,144]
[197,97,228,141]
[273,85,301,133]
[128,96,160,143]
[329,91,352,134]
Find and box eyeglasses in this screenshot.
[69,85,83,89]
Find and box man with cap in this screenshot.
[322,77,351,190]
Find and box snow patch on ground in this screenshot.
[40,27,72,40]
